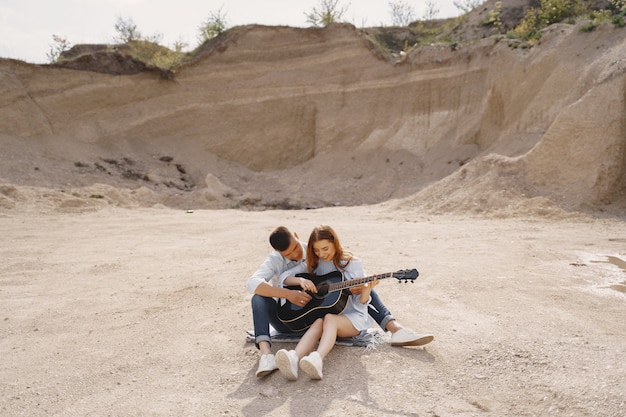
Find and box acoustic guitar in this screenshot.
[277,268,418,332]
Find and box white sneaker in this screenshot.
[275,349,299,381]
[390,328,434,347]
[256,354,278,378]
[299,351,323,380]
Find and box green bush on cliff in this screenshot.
[126,40,188,70]
[509,0,624,44]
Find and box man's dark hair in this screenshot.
[269,226,292,251]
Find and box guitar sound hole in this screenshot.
[315,284,329,298]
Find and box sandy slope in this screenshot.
[0,20,625,215]
[1,207,625,416]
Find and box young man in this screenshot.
[246,226,434,378]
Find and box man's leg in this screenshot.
[251,294,276,353]
[251,295,280,377]
[368,290,434,347]
[368,290,395,330]
[252,295,303,347]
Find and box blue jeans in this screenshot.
[368,290,395,331]
[251,290,394,349]
[251,294,302,348]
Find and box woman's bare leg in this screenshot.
[294,318,323,358]
[316,314,359,359]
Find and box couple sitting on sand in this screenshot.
[246,225,433,381]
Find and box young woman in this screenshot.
[275,225,377,381]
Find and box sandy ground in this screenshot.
[1,206,625,417]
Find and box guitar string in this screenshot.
[329,272,392,291]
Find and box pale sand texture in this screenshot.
[1,207,625,416]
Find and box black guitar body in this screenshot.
[277,271,349,332]
[276,268,418,332]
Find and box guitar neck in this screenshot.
[327,272,393,293]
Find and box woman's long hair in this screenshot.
[306,225,353,273]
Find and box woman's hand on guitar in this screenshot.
[361,279,379,291]
[350,279,379,294]
[358,279,378,304]
[369,278,380,288]
[350,285,364,295]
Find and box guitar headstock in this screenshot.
[392,268,418,283]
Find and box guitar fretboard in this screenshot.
[327,272,393,292]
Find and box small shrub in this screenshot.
[47,35,71,63]
[510,7,542,43]
[580,21,598,31]
[389,0,416,26]
[114,17,141,43]
[538,0,591,25]
[608,0,626,12]
[305,0,348,27]
[484,1,503,32]
[508,0,591,43]
[198,7,229,42]
[580,9,613,31]
[612,13,626,27]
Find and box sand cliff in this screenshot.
[0,21,624,216]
